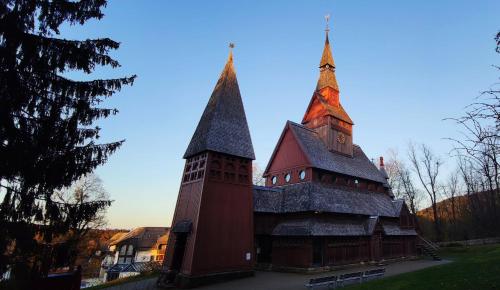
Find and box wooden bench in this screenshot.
[337,271,363,287]
[304,268,386,289]
[362,268,386,281]
[305,275,338,289]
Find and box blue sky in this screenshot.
[60,0,499,229]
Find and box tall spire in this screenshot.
[184,44,255,160]
[316,15,339,91]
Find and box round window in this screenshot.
[285,173,291,183]
[299,170,306,180]
[271,176,277,185]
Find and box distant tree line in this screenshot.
[0,1,134,289]
[386,31,500,242]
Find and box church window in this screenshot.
[354,179,359,185]
[285,173,291,183]
[299,170,306,180]
[271,176,277,185]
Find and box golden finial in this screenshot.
[325,14,330,33]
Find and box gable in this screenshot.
[302,90,353,125]
[264,123,311,176]
[288,122,387,184]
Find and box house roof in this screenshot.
[112,227,169,250]
[287,121,387,184]
[108,262,161,273]
[254,183,402,218]
[183,50,255,160]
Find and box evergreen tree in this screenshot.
[0,0,135,286]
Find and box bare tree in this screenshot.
[408,142,443,240]
[53,173,112,266]
[442,169,461,234]
[252,164,265,186]
[386,149,422,218]
[54,174,110,233]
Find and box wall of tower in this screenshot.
[312,116,352,156]
[189,151,254,275]
[164,153,207,274]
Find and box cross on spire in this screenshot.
[325,14,330,33]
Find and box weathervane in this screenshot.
[229,42,235,50]
[325,14,331,33]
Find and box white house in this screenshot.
[100,227,169,282]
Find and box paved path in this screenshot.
[197,259,450,290]
[99,258,450,290]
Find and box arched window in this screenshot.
[271,176,277,185]
[299,170,306,180]
[285,173,291,183]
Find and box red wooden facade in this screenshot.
[164,152,254,286]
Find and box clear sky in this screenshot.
[59,0,499,229]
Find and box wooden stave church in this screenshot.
[159,28,417,288]
[254,31,417,268]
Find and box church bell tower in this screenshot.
[302,19,354,156]
[159,45,255,288]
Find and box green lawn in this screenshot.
[345,244,500,290]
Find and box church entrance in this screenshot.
[171,233,188,271]
[312,238,324,266]
[371,233,382,261]
[256,236,272,263]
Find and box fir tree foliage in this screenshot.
[0,0,135,283]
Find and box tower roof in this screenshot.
[183,49,255,160]
[319,34,335,68]
[316,32,339,91]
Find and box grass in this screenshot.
[344,244,500,290]
[85,271,160,290]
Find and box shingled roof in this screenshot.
[112,227,169,250]
[287,121,387,184]
[183,51,255,160]
[272,217,373,236]
[317,33,339,91]
[271,217,416,236]
[254,183,402,218]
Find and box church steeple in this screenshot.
[183,44,255,160]
[302,18,354,156]
[316,18,339,92]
